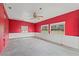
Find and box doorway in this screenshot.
[50,22,65,44]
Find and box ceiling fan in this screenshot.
[29,8,44,20]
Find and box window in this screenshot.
[41,25,48,33]
[51,24,64,31]
[51,22,65,35]
[21,26,28,32]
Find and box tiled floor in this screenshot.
[1,37,79,56]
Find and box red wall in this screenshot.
[9,19,35,33]
[9,10,79,36]
[35,13,66,32]
[0,4,8,53]
[35,10,79,36]
[65,10,79,36]
[8,9,79,36]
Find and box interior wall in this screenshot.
[8,9,79,36]
[9,19,35,33]
[0,4,8,53]
[65,10,79,36]
[35,10,79,36]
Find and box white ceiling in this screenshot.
[4,3,79,23]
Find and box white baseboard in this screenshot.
[9,32,35,39]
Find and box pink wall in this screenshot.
[9,19,35,33]
[35,10,79,36]
[0,4,8,53]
